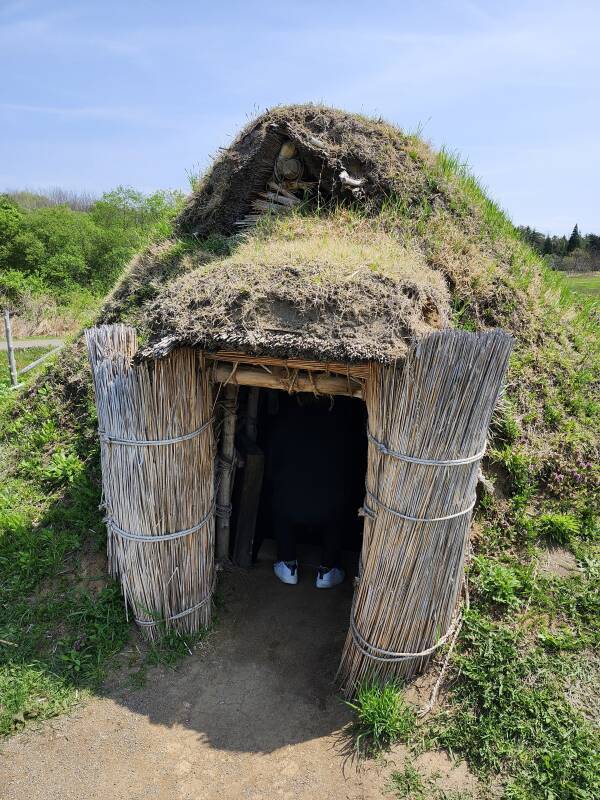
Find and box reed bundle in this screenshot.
[85,324,216,639]
[338,330,512,695]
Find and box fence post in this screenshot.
[3,309,18,387]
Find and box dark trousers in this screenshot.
[274,510,343,568]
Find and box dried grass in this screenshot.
[85,324,216,639]
[337,329,513,695]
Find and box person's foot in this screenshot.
[274,560,298,585]
[316,565,345,589]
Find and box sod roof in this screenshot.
[102,104,545,363]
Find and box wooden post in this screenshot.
[216,383,238,561]
[245,387,260,441]
[3,310,18,388]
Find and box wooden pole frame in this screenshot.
[216,383,238,560]
[213,363,363,398]
[3,309,18,388]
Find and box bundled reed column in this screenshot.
[86,324,216,639]
[338,329,512,695]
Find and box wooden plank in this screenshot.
[216,383,238,560]
[232,436,264,568]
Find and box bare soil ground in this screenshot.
[1,552,478,800]
[538,546,579,578]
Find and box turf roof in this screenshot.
[101,104,548,363]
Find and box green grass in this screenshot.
[0,355,205,736]
[428,609,599,800]
[563,272,600,298]
[390,762,479,800]
[0,369,131,735]
[390,763,430,800]
[0,346,54,387]
[345,679,416,757]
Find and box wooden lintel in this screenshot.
[212,363,364,399]
[205,350,369,380]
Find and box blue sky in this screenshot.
[1,0,598,234]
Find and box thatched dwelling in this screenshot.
[87,105,520,694]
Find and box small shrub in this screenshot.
[537,626,581,652]
[543,402,562,428]
[537,512,580,545]
[495,400,521,444]
[492,445,535,503]
[390,762,427,799]
[346,679,415,757]
[42,449,84,485]
[471,556,529,609]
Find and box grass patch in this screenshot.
[390,762,479,800]
[0,346,54,387]
[345,679,416,757]
[563,272,600,299]
[429,611,600,799]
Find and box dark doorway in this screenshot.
[246,390,367,572]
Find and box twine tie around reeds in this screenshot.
[85,324,216,641]
[337,329,513,696]
[133,574,217,628]
[105,503,216,542]
[362,488,477,523]
[98,417,213,447]
[348,592,464,663]
[366,429,486,465]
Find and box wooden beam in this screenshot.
[216,383,238,561]
[205,350,369,380]
[213,363,363,398]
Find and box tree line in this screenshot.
[0,187,183,308]
[518,224,600,272]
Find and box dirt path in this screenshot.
[1,552,478,799]
[0,337,64,350]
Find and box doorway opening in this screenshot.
[230,388,367,579]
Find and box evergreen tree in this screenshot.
[567,224,582,253]
[542,236,553,255]
[586,233,600,253]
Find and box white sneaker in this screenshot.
[316,566,345,589]
[274,560,298,585]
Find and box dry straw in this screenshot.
[85,324,216,639]
[338,329,513,695]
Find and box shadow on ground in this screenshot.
[109,545,355,754]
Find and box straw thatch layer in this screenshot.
[86,325,216,639]
[338,329,513,694]
[176,105,431,237]
[141,261,447,364]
